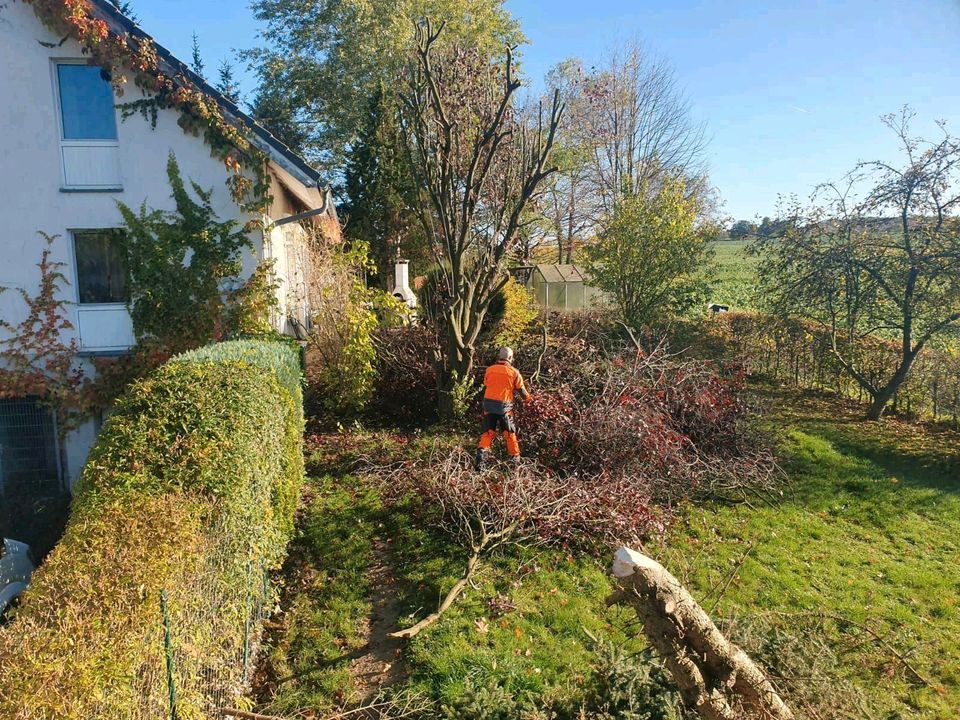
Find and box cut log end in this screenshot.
[611,547,794,720]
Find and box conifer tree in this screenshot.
[250,59,309,153]
[342,86,419,285]
[190,33,205,79]
[216,59,240,104]
[109,0,137,21]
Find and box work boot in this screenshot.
[474,448,489,471]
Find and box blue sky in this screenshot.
[130,0,960,221]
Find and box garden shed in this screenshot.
[528,264,605,312]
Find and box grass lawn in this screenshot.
[656,388,960,718]
[254,386,959,718]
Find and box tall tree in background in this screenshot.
[246,0,522,174]
[757,108,960,420]
[401,21,563,418]
[190,32,205,79]
[729,219,757,240]
[109,0,137,21]
[246,0,521,280]
[539,59,597,264]
[342,85,420,284]
[249,58,311,153]
[527,45,710,265]
[580,40,708,215]
[216,59,240,104]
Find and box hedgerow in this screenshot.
[696,312,960,426]
[0,339,304,720]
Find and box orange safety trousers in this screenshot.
[478,428,521,456]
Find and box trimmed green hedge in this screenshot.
[0,340,304,719]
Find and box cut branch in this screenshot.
[612,547,794,720]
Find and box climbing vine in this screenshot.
[305,240,409,415]
[0,234,87,431]
[117,153,251,347]
[1,158,282,424]
[79,153,281,406]
[20,0,272,216]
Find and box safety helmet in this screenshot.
[498,347,514,362]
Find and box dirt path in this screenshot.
[348,536,408,702]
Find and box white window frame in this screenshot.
[51,59,122,192]
[69,228,128,308]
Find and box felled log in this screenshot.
[611,547,793,720]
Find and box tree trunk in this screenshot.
[611,548,794,720]
[865,352,918,420]
[436,324,476,421]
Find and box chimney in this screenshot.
[392,259,417,309]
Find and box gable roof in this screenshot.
[534,264,587,284]
[89,0,326,191]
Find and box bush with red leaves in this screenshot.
[514,346,778,502]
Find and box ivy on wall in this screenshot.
[117,153,251,346]
[20,0,272,216]
[87,153,281,408]
[0,234,87,431]
[1,156,282,424]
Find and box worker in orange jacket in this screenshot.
[475,347,530,470]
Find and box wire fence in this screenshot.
[704,313,960,425]
[0,396,70,558]
[86,532,276,720]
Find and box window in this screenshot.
[55,63,122,189]
[74,230,128,304]
[56,64,118,141]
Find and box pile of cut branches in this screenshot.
[516,343,781,503]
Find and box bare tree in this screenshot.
[582,40,709,215]
[757,108,960,420]
[399,20,563,418]
[541,59,598,264]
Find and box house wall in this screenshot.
[0,3,271,485]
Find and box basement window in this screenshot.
[55,63,122,190]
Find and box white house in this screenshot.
[0,0,338,546]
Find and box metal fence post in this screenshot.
[160,590,178,720]
[242,560,253,683]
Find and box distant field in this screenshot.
[708,239,762,312]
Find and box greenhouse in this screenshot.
[528,264,607,312]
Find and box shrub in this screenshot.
[117,153,251,347]
[698,311,960,427]
[515,346,779,502]
[303,239,408,417]
[369,325,439,425]
[492,277,540,349]
[0,340,304,720]
[582,642,683,720]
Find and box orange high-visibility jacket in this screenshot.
[482,361,529,414]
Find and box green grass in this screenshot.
[389,513,635,710]
[257,469,643,715]
[258,388,959,718]
[255,478,380,714]
[656,389,960,718]
[708,239,761,311]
